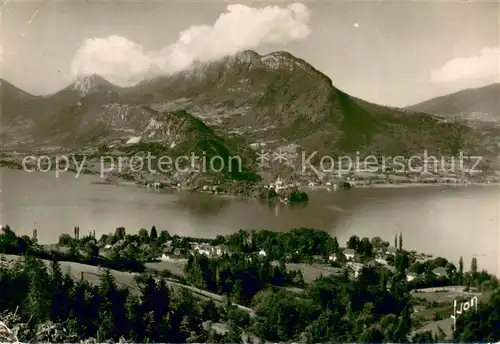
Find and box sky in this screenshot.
[1,0,498,107]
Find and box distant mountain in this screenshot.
[0,79,40,147]
[1,51,498,174]
[70,74,122,96]
[407,83,500,122]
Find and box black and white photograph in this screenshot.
[0,0,499,342]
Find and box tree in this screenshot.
[158,230,171,245]
[32,229,38,244]
[332,237,339,253]
[150,226,158,241]
[471,257,478,274]
[358,325,385,342]
[226,320,242,343]
[370,236,383,249]
[347,235,360,250]
[24,257,51,324]
[398,233,403,250]
[394,234,397,248]
[459,256,464,277]
[49,260,69,320]
[114,227,126,240]
[138,229,150,244]
[85,242,99,260]
[359,237,373,258]
[393,306,412,341]
[412,331,435,343]
[58,234,73,246]
[395,252,410,274]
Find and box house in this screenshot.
[193,243,213,257]
[347,262,364,278]
[214,245,228,256]
[375,258,388,265]
[258,249,267,257]
[406,272,419,282]
[163,246,174,254]
[432,267,448,278]
[415,258,430,264]
[343,248,355,260]
[161,248,183,261]
[385,247,398,256]
[113,239,126,249]
[385,265,397,274]
[275,177,284,191]
[312,255,324,262]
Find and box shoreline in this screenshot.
[307,181,500,190]
[3,163,499,191]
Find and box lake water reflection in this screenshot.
[1,168,498,275]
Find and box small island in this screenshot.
[255,177,309,204]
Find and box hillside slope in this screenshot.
[407,83,500,122]
[1,51,498,176]
[124,50,482,158]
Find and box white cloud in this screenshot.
[431,47,500,83]
[70,2,310,86]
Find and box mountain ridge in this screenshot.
[407,83,500,121]
[2,50,499,178]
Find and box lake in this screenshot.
[1,168,499,275]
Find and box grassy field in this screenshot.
[1,254,141,291]
[282,263,343,283]
[410,285,493,340]
[145,259,187,276]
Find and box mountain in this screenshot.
[1,51,498,175]
[0,79,40,147]
[122,50,483,157]
[70,74,121,96]
[407,83,500,122]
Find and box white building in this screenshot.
[194,244,212,257]
[406,272,419,282]
[126,136,141,144]
[375,258,388,265]
[258,249,267,257]
[214,245,227,256]
[347,262,364,278]
[432,267,448,278]
[385,247,398,256]
[276,177,283,187]
[343,248,355,260]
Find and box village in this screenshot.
[149,233,443,284]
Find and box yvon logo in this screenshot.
[450,295,478,329]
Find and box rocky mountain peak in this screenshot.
[72,74,115,96]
